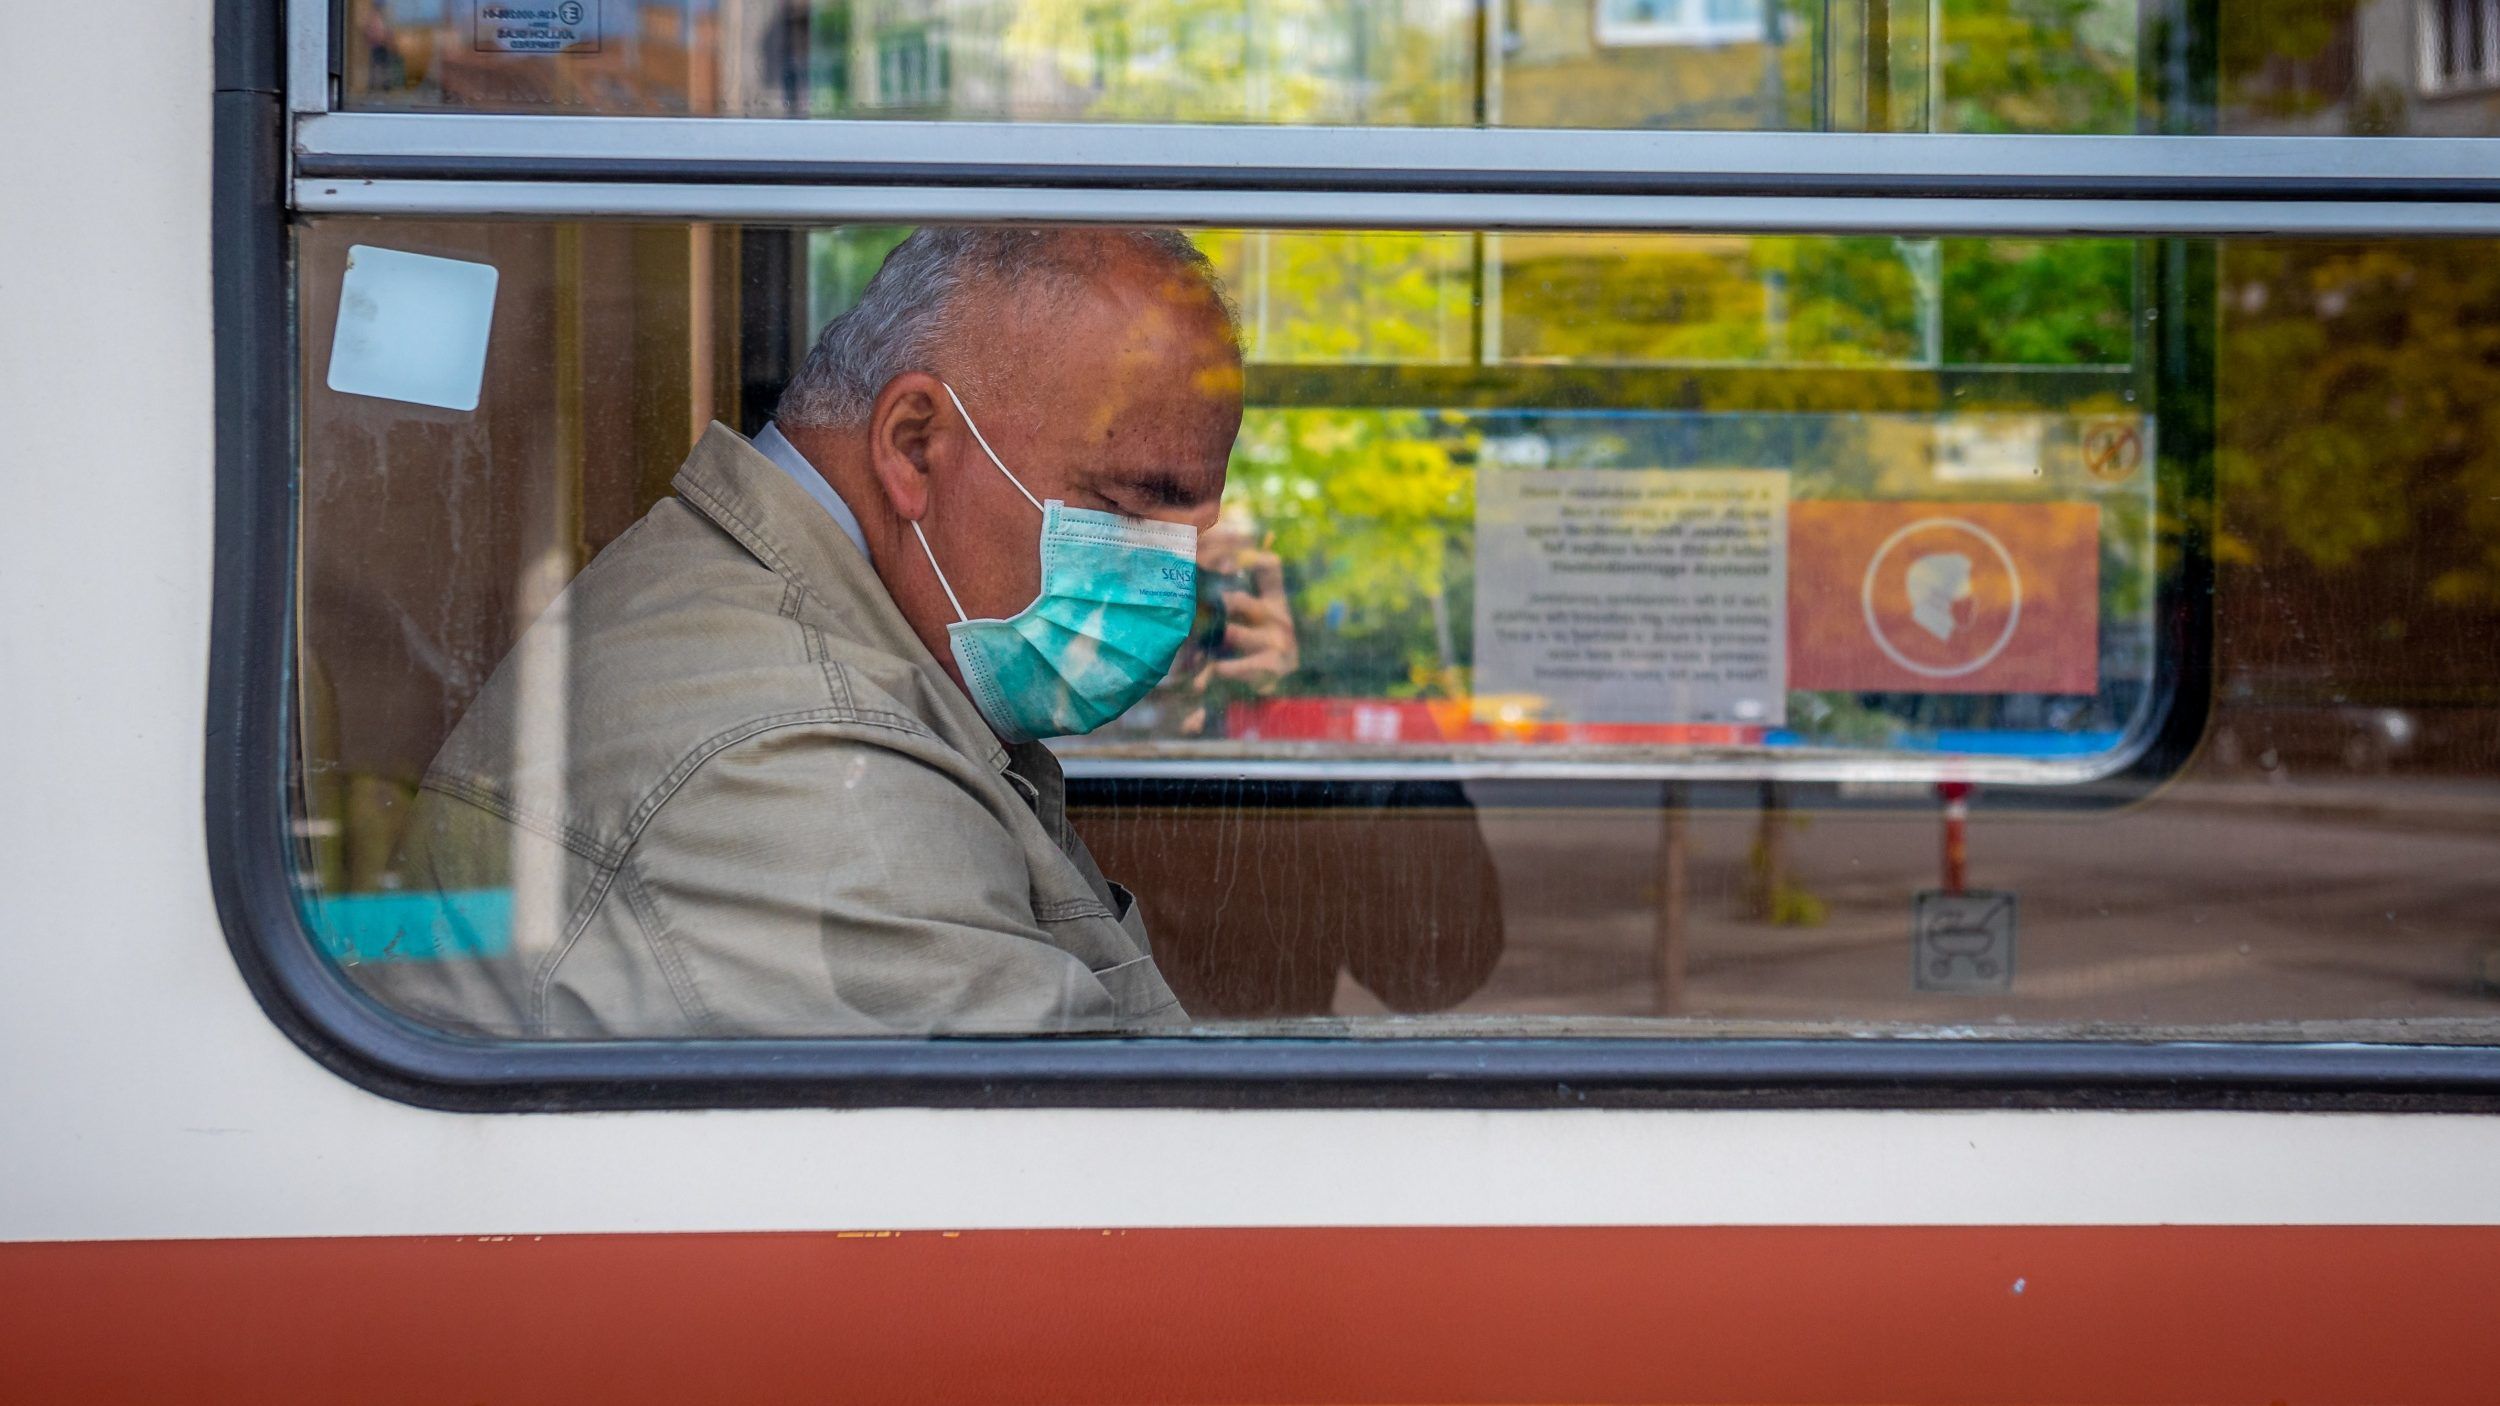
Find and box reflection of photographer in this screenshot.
[1120,506,1301,737]
[1073,507,1504,1019]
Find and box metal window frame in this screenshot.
[211,0,2500,1111]
[295,178,2500,237]
[292,112,2500,234]
[286,0,328,114]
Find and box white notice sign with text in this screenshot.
[1474,468,1789,726]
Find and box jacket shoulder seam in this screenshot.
[529,710,947,1025]
[680,476,837,617]
[611,708,948,861]
[802,623,860,715]
[416,774,621,866]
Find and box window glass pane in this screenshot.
[343,2,2500,136]
[291,218,2499,1045]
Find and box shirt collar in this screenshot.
[751,421,871,562]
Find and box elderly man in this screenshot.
[357,228,1243,1037]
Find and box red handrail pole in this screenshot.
[1938,781,1972,895]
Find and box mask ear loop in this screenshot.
[910,520,969,624]
[942,382,1044,512]
[911,382,1041,625]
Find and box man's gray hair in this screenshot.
[776,226,1235,431]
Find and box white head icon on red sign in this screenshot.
[1863,518,2023,679]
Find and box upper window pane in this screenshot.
[341,2,2500,136]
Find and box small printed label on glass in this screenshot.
[474,0,601,54]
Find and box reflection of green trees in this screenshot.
[1942,239,2135,365]
[1201,231,1473,364]
[1232,408,1478,695]
[1502,236,1925,365]
[1937,0,2135,133]
[1503,234,2137,374]
[2219,243,2500,613]
[814,0,2146,134]
[1224,227,2139,709]
[807,224,910,329]
[1760,0,2135,134]
[1197,230,1480,696]
[999,0,1472,124]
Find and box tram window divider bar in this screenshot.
[289,180,2500,238]
[288,153,2500,203]
[291,115,2500,203]
[289,115,2500,233]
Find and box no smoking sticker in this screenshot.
[2082,419,2144,484]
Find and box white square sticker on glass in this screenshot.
[326,246,499,412]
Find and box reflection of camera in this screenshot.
[1194,567,1251,657]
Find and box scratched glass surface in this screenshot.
[290,217,2500,1042]
[343,1,2500,137]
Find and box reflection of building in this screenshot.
[1504,0,1782,128]
[834,0,1475,123]
[1592,0,1767,49]
[2229,0,2500,135]
[2420,0,2500,101]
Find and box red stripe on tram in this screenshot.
[3,1224,2494,1404]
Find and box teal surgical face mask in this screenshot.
[910,383,1200,742]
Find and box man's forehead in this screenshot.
[985,266,1235,413]
[984,242,1235,362]
[1076,381,1236,497]
[949,239,1240,500]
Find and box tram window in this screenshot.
[282,217,2500,1046]
[339,1,2500,138]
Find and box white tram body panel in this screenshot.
[5,5,2499,1403]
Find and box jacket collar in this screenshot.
[671,422,1010,773]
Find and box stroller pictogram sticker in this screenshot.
[1912,890,2018,992]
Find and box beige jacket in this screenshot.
[350,424,1183,1037]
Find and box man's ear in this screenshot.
[866,372,949,522]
